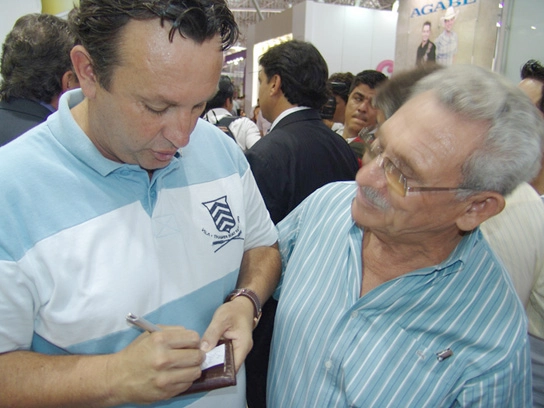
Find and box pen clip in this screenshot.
[436,348,453,362]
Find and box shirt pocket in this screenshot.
[336,322,465,408]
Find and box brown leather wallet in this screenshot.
[181,339,237,395]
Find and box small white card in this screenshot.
[201,343,226,370]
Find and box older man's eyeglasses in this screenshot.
[360,129,475,197]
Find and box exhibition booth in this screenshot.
[1,0,543,113]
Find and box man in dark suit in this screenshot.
[0,13,78,147]
[246,40,358,224]
[244,39,359,408]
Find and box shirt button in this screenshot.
[350,311,358,319]
[324,360,333,369]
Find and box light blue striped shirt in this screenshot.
[268,182,532,407]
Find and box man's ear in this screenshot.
[61,70,80,93]
[455,191,505,232]
[70,45,99,99]
[48,70,81,111]
[268,74,282,97]
[225,96,233,111]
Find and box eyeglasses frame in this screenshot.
[359,128,476,197]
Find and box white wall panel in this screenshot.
[502,0,544,84]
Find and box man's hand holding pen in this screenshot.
[110,318,206,404]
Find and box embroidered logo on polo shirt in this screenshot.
[202,195,243,252]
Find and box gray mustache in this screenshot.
[361,186,390,210]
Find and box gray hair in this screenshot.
[373,64,443,120]
[411,65,544,196]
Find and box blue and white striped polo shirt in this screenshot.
[0,89,277,408]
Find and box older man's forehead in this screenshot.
[382,90,487,176]
[376,93,438,176]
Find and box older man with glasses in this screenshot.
[371,64,544,407]
[266,64,543,408]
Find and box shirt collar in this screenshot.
[352,219,482,276]
[269,106,311,132]
[436,228,482,271]
[38,100,56,113]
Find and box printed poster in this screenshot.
[394,0,500,72]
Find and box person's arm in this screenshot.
[200,153,281,366]
[0,326,205,407]
[240,118,262,150]
[236,243,281,306]
[201,243,281,370]
[429,42,436,62]
[229,117,261,151]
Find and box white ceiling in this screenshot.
[227,0,396,48]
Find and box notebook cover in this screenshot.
[181,339,236,395]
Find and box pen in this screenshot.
[126,312,161,333]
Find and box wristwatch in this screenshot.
[224,288,262,328]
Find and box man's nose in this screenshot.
[357,154,387,191]
[163,111,194,148]
[358,98,371,112]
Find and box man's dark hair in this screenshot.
[349,70,388,95]
[205,75,234,111]
[0,13,77,102]
[259,40,329,109]
[521,59,544,113]
[521,59,544,81]
[328,72,354,103]
[69,0,239,90]
[423,21,432,29]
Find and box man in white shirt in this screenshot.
[204,75,261,151]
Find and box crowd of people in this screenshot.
[1,1,544,407]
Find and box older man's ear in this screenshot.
[455,192,505,232]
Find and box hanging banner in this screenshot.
[394,0,501,72]
[41,0,79,15]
